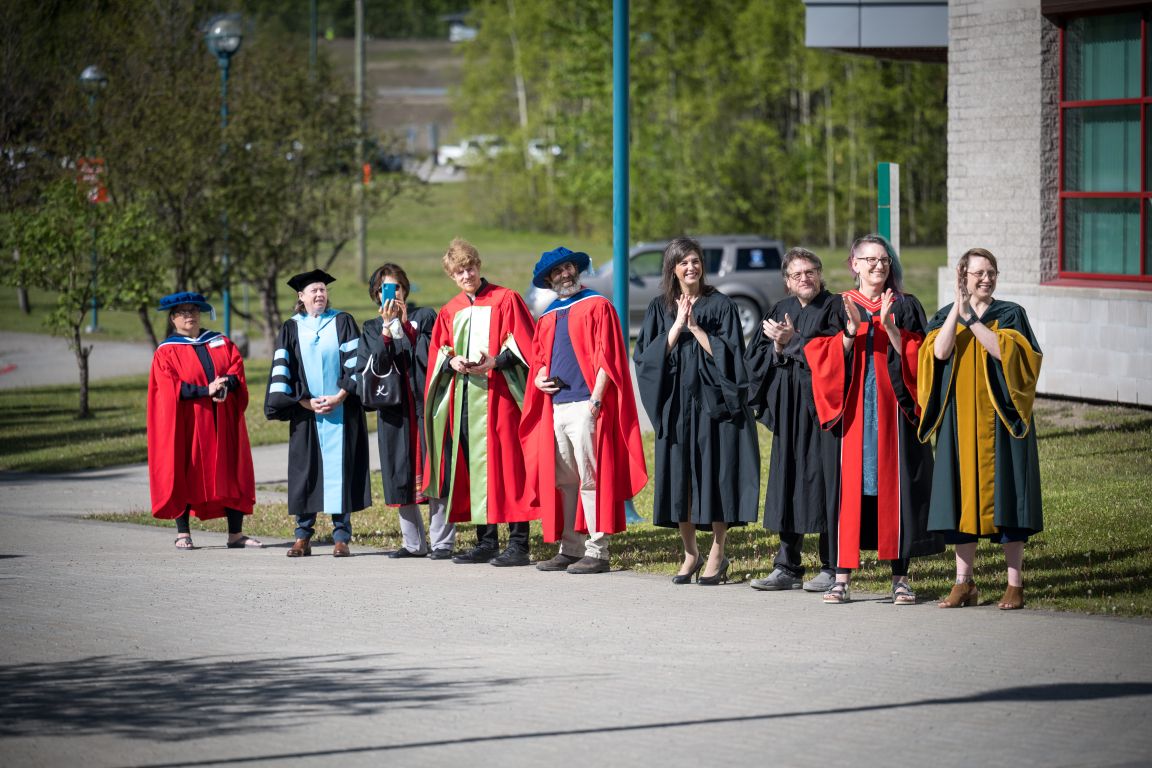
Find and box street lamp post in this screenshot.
[79,65,107,334]
[205,16,243,338]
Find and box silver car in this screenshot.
[524,236,788,339]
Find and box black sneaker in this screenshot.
[453,547,497,564]
[490,548,531,567]
[428,549,454,561]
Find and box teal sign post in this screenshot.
[877,162,900,254]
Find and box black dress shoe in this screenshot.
[428,549,454,561]
[453,547,497,564]
[490,548,530,567]
[388,548,427,559]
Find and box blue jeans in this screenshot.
[295,513,352,543]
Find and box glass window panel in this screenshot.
[1063,106,1141,191]
[630,250,664,278]
[1063,198,1141,274]
[704,248,723,274]
[1146,200,1152,276]
[736,247,780,270]
[1065,13,1141,100]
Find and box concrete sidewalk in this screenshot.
[2,447,1151,767]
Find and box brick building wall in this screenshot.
[944,0,1151,404]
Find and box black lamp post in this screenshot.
[79,65,108,334]
[205,16,243,337]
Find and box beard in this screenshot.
[554,281,580,298]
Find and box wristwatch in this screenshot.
[590,399,602,409]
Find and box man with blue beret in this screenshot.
[519,247,648,574]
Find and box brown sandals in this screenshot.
[938,581,980,608]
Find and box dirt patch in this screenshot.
[1034,396,1150,432]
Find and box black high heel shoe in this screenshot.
[698,557,730,586]
[671,553,705,584]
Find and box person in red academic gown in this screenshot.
[423,238,536,566]
[520,247,648,574]
[804,235,941,604]
[147,291,260,550]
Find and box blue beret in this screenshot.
[157,291,214,314]
[532,247,591,289]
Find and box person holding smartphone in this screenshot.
[520,247,647,574]
[358,263,455,559]
[423,238,537,566]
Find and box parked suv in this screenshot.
[524,236,787,340]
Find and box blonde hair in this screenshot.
[442,237,481,276]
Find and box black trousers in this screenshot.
[176,507,244,535]
[476,522,530,553]
[773,531,832,577]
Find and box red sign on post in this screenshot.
[77,157,109,204]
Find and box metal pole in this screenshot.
[613,0,641,523]
[354,0,367,283]
[612,0,629,337]
[219,57,232,337]
[86,91,100,333]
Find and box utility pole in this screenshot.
[354,0,367,283]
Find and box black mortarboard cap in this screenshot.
[287,269,336,292]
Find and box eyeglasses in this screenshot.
[787,269,819,281]
[171,308,201,317]
[855,256,891,267]
[966,270,998,279]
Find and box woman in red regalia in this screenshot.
[804,235,941,604]
[147,292,260,550]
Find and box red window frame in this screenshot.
[1057,11,1151,284]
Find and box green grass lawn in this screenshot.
[4,372,1149,616]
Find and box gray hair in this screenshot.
[781,247,826,291]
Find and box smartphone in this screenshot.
[545,376,567,389]
[380,283,398,305]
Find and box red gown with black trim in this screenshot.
[804,290,940,568]
[147,332,255,519]
[519,290,648,539]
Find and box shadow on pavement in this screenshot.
[96,680,1152,768]
[0,653,517,742]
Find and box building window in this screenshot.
[1059,11,1150,281]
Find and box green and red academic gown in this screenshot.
[519,289,648,539]
[917,300,1044,537]
[264,310,372,517]
[804,290,941,568]
[147,330,255,519]
[423,281,536,525]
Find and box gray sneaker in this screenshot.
[803,570,836,592]
[750,567,802,591]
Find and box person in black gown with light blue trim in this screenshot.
[265,269,371,558]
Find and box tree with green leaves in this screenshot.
[453,0,947,248]
[3,183,161,418]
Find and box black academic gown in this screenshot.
[633,291,760,529]
[745,290,838,535]
[357,305,436,506]
[264,311,372,517]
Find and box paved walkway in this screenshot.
[2,333,1152,767]
[1,442,1151,768]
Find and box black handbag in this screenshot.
[358,353,402,408]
